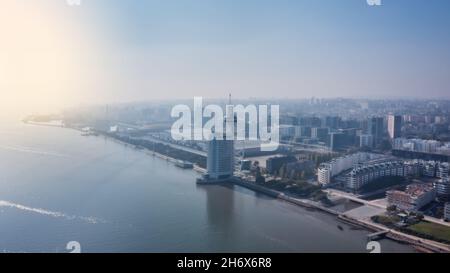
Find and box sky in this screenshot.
[1,0,450,115]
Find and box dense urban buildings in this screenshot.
[60,97,450,248]
[400,160,449,178]
[394,138,450,155]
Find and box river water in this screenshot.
[0,120,415,252]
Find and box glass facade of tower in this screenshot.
[206,136,234,180]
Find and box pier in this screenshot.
[367,230,389,241]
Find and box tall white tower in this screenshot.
[205,94,235,181]
[388,115,402,139]
[206,135,234,180]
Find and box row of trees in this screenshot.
[105,133,207,168]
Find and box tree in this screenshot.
[279,165,286,178]
[415,212,424,221]
[435,207,444,218]
[378,139,392,151]
[255,174,265,185]
[387,205,397,213]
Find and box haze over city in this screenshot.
[3,0,450,259]
[1,0,450,117]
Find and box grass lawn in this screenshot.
[408,221,450,243]
[371,215,401,227]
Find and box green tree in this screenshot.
[387,205,397,213]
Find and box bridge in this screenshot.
[367,230,389,241]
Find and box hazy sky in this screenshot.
[1,0,450,114]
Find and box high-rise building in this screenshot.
[327,132,346,151]
[205,135,234,181]
[388,115,402,139]
[280,115,297,126]
[324,116,341,129]
[294,126,312,138]
[311,127,329,142]
[200,96,235,182]
[280,125,296,139]
[359,134,374,148]
[327,129,358,151]
[298,116,322,127]
[367,117,384,144]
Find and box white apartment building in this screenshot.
[317,153,384,185]
[394,138,450,155]
[388,115,402,139]
[346,161,405,190]
[423,161,437,177]
[403,159,422,177]
[437,162,449,179]
[387,183,436,212]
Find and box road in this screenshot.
[357,218,450,252]
[138,136,207,157]
[325,188,450,227]
[324,189,386,208]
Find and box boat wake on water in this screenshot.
[0,200,106,224]
[0,145,70,158]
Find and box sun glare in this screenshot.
[0,1,84,117]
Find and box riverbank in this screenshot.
[24,121,208,174]
[234,178,450,252]
[231,178,340,215]
[231,178,450,253]
[0,120,412,253]
[23,120,64,128]
[25,122,446,252]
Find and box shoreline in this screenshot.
[231,178,449,253]
[25,121,449,253]
[102,131,447,252]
